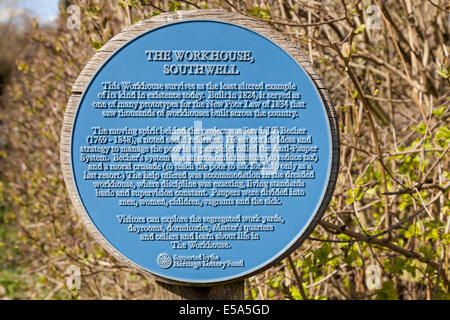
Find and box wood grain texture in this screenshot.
[155,280,244,300]
[60,9,340,288]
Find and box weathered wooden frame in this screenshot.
[60,9,340,286]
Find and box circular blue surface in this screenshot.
[71,21,334,284]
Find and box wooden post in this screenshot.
[154,281,244,300]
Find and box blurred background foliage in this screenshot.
[0,0,448,300]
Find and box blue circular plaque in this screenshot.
[62,12,339,285]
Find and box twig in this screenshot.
[287,256,308,300]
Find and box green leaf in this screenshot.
[354,24,366,35]
[437,65,449,79]
[90,41,104,50]
[432,106,446,117]
[249,5,271,20]
[375,280,399,300]
[168,1,181,11]
[434,126,450,147]
[290,286,304,300]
